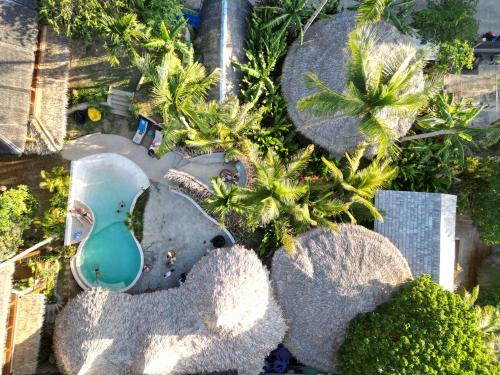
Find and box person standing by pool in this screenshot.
[166,250,176,267]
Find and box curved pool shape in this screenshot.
[68,153,150,291]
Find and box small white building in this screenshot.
[374,191,457,291]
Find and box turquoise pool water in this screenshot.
[78,167,143,291]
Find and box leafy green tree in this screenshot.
[102,12,148,66]
[137,51,220,154]
[339,275,499,375]
[297,25,428,155]
[436,39,475,74]
[205,177,244,226]
[456,156,500,246]
[412,0,479,44]
[0,186,38,260]
[36,167,70,240]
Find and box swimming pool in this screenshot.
[66,153,150,291]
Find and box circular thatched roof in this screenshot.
[271,225,412,372]
[281,11,424,156]
[54,245,286,374]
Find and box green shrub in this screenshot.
[456,156,500,246]
[412,0,479,43]
[476,249,500,307]
[36,167,71,240]
[437,39,475,74]
[0,186,38,260]
[339,275,499,375]
[70,87,108,107]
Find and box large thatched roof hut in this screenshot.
[0,0,38,154]
[0,0,68,155]
[0,261,46,375]
[281,11,424,155]
[54,245,286,374]
[271,225,412,372]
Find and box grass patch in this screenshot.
[126,188,150,242]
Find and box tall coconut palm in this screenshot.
[102,12,148,66]
[143,19,192,62]
[137,51,220,153]
[297,24,428,156]
[317,144,398,222]
[354,0,415,33]
[184,97,265,159]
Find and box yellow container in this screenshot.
[87,107,102,122]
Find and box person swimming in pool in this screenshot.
[116,200,126,213]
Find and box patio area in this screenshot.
[62,133,239,292]
[128,183,233,293]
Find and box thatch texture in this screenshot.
[271,225,413,372]
[166,169,214,205]
[12,294,46,375]
[0,0,38,154]
[0,263,14,369]
[25,26,70,155]
[54,245,287,374]
[281,11,424,155]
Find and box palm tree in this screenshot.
[184,97,265,159]
[102,12,148,66]
[204,177,243,225]
[260,0,311,43]
[137,51,220,153]
[143,19,192,62]
[354,0,415,33]
[355,0,388,25]
[297,24,428,155]
[233,9,287,104]
[317,144,398,222]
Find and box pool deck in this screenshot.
[62,133,236,293]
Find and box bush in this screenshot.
[36,167,70,240]
[0,186,38,260]
[456,157,500,246]
[70,87,108,107]
[437,39,475,74]
[339,275,499,375]
[412,0,479,43]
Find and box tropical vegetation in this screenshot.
[339,275,499,374]
[0,186,38,260]
[297,24,428,155]
[412,0,479,44]
[36,167,71,240]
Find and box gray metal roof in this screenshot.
[0,0,38,154]
[374,190,457,290]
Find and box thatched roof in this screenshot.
[166,168,214,205]
[281,11,424,156]
[25,26,70,155]
[0,263,14,369]
[0,0,38,154]
[54,245,286,374]
[12,294,46,375]
[271,224,412,372]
